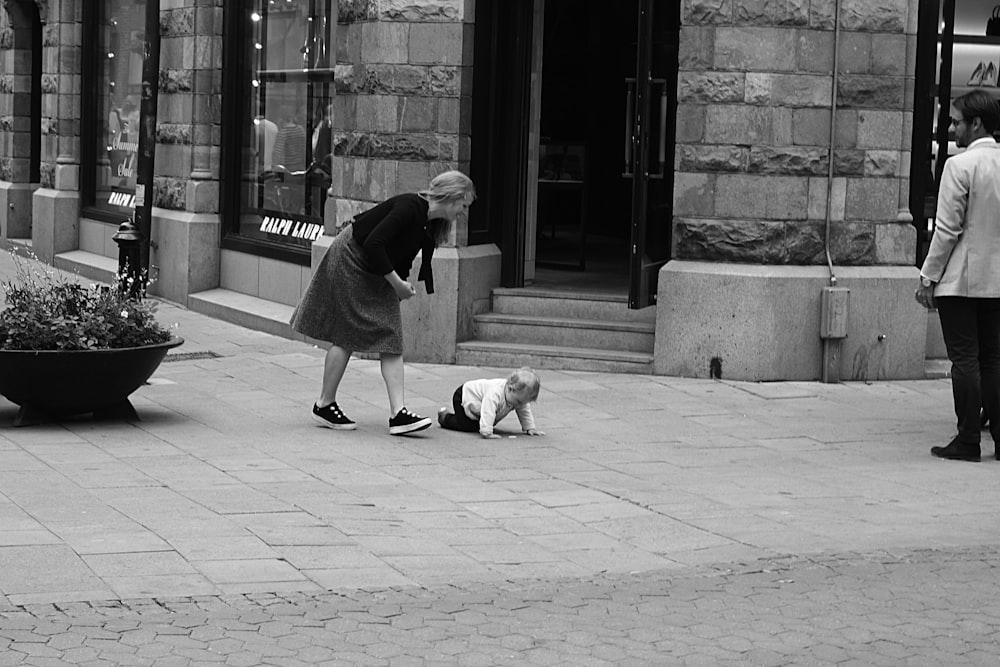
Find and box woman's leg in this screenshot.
[380,353,405,416]
[319,345,351,407]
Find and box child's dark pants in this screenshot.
[440,385,479,432]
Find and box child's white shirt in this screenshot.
[461,378,537,437]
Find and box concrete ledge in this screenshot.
[54,249,118,284]
[188,288,300,340]
[655,261,925,381]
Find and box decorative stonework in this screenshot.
[332,0,470,224]
[675,0,915,266]
[338,0,463,23]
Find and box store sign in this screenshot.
[107,189,136,209]
[108,137,138,179]
[259,213,324,242]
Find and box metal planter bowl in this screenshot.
[0,337,184,425]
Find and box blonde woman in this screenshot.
[291,170,476,435]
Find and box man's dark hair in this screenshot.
[954,90,1000,134]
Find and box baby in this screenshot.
[437,367,544,439]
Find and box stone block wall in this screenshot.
[157,2,222,213]
[331,0,471,241]
[675,0,916,266]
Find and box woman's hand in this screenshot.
[393,281,416,301]
[385,271,416,301]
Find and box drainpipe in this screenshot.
[820,0,850,383]
[132,0,161,296]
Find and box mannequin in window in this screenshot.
[309,102,334,217]
[255,114,278,173]
[272,104,307,214]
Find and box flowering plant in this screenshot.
[0,252,172,351]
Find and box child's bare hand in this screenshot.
[482,433,501,439]
[524,429,544,436]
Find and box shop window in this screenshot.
[223,0,335,258]
[911,0,1000,265]
[82,1,147,221]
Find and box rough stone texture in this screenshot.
[841,0,906,32]
[837,76,904,109]
[748,146,828,175]
[683,0,733,25]
[678,72,745,104]
[676,0,914,269]
[673,217,878,265]
[864,150,900,177]
[679,145,748,172]
[734,0,809,25]
[834,149,865,175]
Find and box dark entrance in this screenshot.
[532,0,677,307]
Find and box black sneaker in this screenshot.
[389,407,432,435]
[312,402,356,430]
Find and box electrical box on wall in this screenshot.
[820,287,850,339]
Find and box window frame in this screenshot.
[220,2,336,267]
[81,1,140,225]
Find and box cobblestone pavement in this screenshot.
[3,248,1000,663]
[1,545,999,665]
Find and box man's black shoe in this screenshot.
[931,438,981,462]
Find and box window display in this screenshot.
[88,1,146,217]
[234,0,335,250]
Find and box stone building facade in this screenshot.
[0,0,944,381]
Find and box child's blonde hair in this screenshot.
[507,367,540,402]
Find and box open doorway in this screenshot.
[528,0,677,305]
[530,0,635,294]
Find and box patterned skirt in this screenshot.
[289,225,403,354]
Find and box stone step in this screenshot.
[456,340,654,375]
[188,288,301,340]
[925,358,950,379]
[53,250,118,284]
[492,287,655,322]
[473,312,654,353]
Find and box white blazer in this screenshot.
[921,137,1000,298]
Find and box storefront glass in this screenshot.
[88,1,146,218]
[234,0,335,250]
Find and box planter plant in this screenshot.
[0,252,183,425]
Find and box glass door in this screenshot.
[625,0,678,309]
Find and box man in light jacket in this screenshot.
[917,89,1000,462]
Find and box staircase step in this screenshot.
[925,358,950,379]
[188,288,301,339]
[492,287,655,322]
[474,312,654,352]
[456,340,654,374]
[54,250,119,284]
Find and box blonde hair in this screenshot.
[420,170,477,245]
[507,367,540,402]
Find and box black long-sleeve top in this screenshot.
[351,193,437,294]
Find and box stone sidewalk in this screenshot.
[2,248,1000,663]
